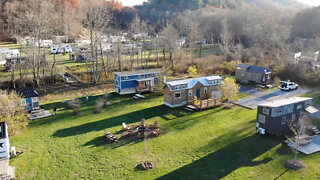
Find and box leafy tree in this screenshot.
[0,90,28,136]
[220,77,239,106]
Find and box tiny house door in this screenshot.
[196,89,200,99]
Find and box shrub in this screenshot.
[187,66,197,77]
[67,99,81,115]
[0,90,28,136]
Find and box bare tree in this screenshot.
[188,22,202,65]
[82,1,111,83]
[160,23,179,74]
[219,17,233,62]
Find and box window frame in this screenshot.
[32,97,38,103]
[188,90,192,96]
[258,114,266,124]
[204,87,208,94]
[263,108,269,115]
[174,91,181,99]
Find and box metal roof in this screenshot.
[113,68,164,76]
[258,97,312,108]
[166,76,222,91]
[237,64,270,74]
[13,88,39,98]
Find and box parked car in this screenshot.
[280,81,298,91]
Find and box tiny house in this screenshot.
[235,64,271,85]
[0,122,10,159]
[163,76,222,108]
[14,88,40,112]
[114,69,165,95]
[256,97,312,136]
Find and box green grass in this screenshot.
[10,92,320,179]
[302,91,320,106]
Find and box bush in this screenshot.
[0,90,28,136]
[95,100,105,113]
[187,66,197,77]
[67,99,81,115]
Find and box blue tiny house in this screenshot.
[14,88,40,111]
[114,69,165,95]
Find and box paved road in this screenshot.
[234,86,312,109]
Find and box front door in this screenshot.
[196,89,201,99]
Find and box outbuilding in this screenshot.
[235,64,271,85]
[13,88,40,112]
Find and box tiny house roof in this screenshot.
[113,68,164,76]
[13,88,38,98]
[165,76,222,91]
[258,97,312,108]
[237,64,270,74]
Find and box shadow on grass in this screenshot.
[157,135,280,180]
[52,104,188,138]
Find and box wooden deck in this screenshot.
[188,98,221,110]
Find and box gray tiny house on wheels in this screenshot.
[235,64,271,85]
[256,97,312,136]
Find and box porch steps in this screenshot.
[185,105,199,112]
[312,126,320,135]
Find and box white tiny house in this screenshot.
[0,122,10,159]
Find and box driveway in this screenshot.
[234,86,312,109]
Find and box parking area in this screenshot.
[234,86,312,109]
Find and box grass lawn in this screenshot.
[9,93,320,179]
[302,91,320,106]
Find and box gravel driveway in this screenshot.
[234,86,312,109]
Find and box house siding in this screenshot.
[236,66,270,84]
[257,100,311,135]
[164,82,221,108]
[114,71,164,95]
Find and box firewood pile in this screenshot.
[105,132,119,143]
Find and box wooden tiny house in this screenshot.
[114,69,165,95]
[163,76,222,108]
[235,64,271,85]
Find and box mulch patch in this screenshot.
[284,159,306,170]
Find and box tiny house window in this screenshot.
[122,76,129,80]
[174,92,181,99]
[292,114,296,121]
[258,114,265,124]
[139,74,145,78]
[21,99,26,105]
[115,80,119,86]
[32,97,38,102]
[281,116,286,125]
[263,108,269,115]
[204,87,207,94]
[188,90,192,96]
[297,105,302,110]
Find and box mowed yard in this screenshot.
[9,93,320,179]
